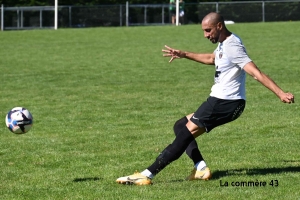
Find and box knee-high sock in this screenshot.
[147,126,194,175]
[173,117,204,165]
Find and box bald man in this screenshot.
[116,12,294,185]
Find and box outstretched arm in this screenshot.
[243,62,294,104]
[162,45,215,65]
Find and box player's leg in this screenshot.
[186,97,246,180]
[144,119,205,177]
[172,12,176,24]
[116,98,217,185]
[173,114,207,174]
[116,97,246,185]
[116,117,205,185]
[184,118,212,181]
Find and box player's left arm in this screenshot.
[243,61,294,104]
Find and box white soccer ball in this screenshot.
[5,107,33,134]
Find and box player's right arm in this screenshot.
[162,45,215,65]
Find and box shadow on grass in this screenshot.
[73,177,102,182]
[211,166,300,180]
[164,166,300,183]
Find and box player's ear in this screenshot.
[216,22,222,30]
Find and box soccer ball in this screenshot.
[5,107,33,134]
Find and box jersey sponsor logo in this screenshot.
[219,52,223,59]
[215,71,221,78]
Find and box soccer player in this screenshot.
[116,12,294,185]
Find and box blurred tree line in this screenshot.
[0,0,296,26]
[0,0,237,6]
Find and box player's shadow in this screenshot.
[73,177,102,182]
[166,161,300,183]
[211,165,300,180]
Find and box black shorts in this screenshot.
[190,96,246,133]
[170,10,176,15]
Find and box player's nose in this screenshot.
[204,32,209,39]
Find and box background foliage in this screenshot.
[0,0,233,6]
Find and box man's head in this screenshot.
[201,12,227,44]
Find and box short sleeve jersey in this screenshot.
[170,0,175,10]
[210,33,252,100]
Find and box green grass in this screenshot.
[0,22,300,199]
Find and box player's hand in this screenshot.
[280,92,294,104]
[162,45,186,63]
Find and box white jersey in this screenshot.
[210,33,252,100]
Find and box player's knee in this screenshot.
[173,117,188,136]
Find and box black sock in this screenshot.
[173,117,204,165]
[147,126,194,175]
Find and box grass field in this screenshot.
[0,22,300,200]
